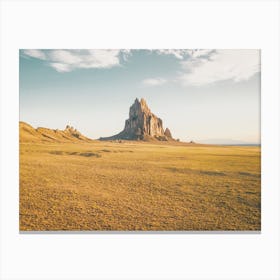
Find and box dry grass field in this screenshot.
[19,141,261,231]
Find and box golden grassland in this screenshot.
[20,141,261,231]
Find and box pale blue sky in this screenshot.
[19,49,260,144]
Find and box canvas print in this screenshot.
[19,49,261,231]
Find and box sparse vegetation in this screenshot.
[20,141,261,231]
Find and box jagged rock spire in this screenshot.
[100,98,174,141]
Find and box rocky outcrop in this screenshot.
[164,128,172,138]
[100,98,174,141]
[64,125,85,139]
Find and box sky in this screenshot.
[19,49,261,144]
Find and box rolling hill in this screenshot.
[19,122,92,143]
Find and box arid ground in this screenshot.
[19,141,261,231]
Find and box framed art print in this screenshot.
[19,49,261,232]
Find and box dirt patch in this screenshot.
[200,170,226,176]
[79,152,101,158]
[238,172,260,178]
[50,151,101,158]
[167,167,226,177]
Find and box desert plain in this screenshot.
[20,138,261,231]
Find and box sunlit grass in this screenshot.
[19,142,261,231]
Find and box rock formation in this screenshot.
[100,98,174,141]
[164,128,172,138]
[19,122,92,143]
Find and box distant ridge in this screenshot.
[100,98,174,141]
[19,122,92,143]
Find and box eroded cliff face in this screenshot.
[123,98,165,138]
[101,98,173,141]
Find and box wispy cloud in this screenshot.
[142,77,167,87]
[21,49,131,72]
[154,49,260,86]
[185,49,214,58]
[22,49,47,60]
[22,49,260,86]
[179,49,260,86]
[155,49,189,60]
[155,49,214,60]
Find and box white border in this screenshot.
[1,1,279,279]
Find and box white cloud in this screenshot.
[185,49,214,58]
[22,49,131,72]
[22,49,47,60]
[156,49,189,59]
[49,62,72,73]
[155,49,214,60]
[120,49,132,61]
[142,77,167,86]
[179,49,260,86]
[49,50,82,65]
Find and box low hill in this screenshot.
[19,122,92,143]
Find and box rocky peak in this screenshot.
[164,128,172,138]
[129,98,150,117]
[125,98,164,139]
[100,98,174,141]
